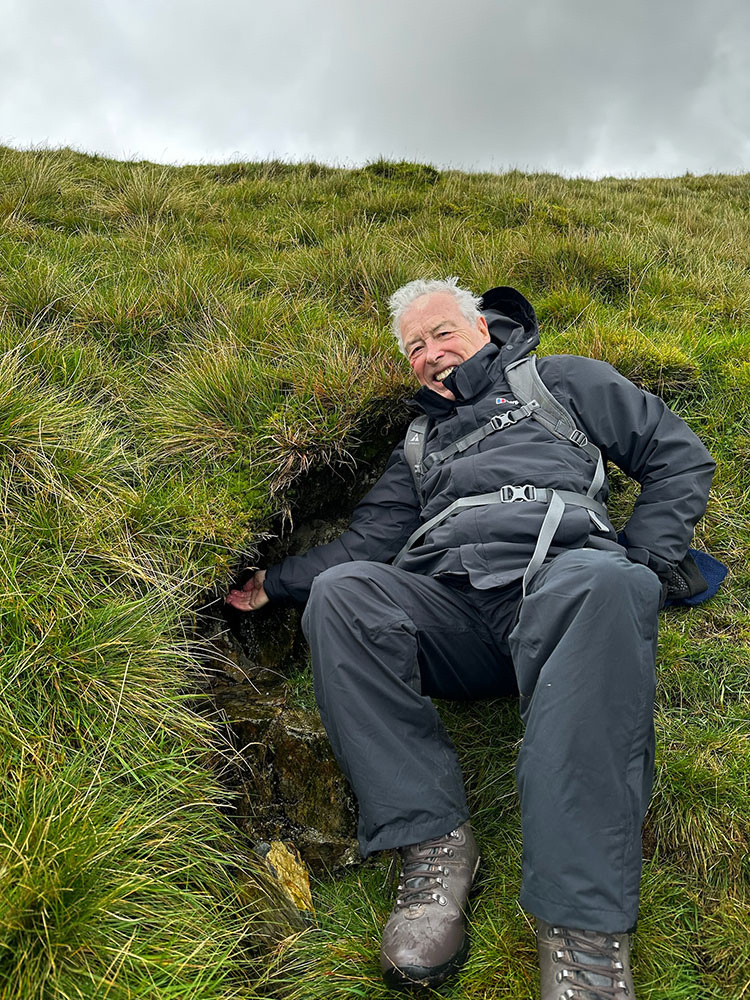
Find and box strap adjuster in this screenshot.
[500,484,538,502]
[569,429,588,447]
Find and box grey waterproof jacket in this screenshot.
[264,288,715,604]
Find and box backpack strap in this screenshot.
[393,483,609,597]
[421,400,540,473]
[404,414,431,494]
[396,355,612,590]
[506,356,605,500]
[404,399,541,492]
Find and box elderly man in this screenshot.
[227,279,714,998]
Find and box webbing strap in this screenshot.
[392,485,608,567]
[404,414,431,490]
[522,492,565,597]
[505,355,605,498]
[528,407,601,464]
[422,401,540,472]
[588,449,605,498]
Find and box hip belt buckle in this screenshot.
[500,484,538,502]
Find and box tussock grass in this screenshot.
[0,756,294,1000]
[0,146,748,997]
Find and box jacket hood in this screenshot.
[409,286,539,415]
[480,285,539,364]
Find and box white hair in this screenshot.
[388,277,483,354]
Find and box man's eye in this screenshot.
[409,345,423,357]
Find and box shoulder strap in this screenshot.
[405,357,606,506]
[505,355,577,432]
[404,414,431,495]
[506,356,605,498]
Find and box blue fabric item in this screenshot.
[678,549,728,605]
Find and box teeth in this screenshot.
[435,367,455,382]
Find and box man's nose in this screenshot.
[425,339,443,363]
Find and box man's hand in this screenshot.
[663,551,709,603]
[225,569,269,612]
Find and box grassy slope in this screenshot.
[0,147,747,999]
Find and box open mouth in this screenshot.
[435,366,456,383]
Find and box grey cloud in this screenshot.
[0,0,748,175]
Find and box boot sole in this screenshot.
[381,855,480,991]
[382,935,470,990]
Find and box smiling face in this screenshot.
[401,292,490,399]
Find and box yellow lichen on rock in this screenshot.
[266,841,315,916]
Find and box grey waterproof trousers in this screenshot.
[302,548,662,932]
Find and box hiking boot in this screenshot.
[379,822,480,989]
[537,919,635,999]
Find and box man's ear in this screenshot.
[477,315,490,341]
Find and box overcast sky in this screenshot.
[2,0,749,177]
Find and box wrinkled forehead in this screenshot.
[401,292,465,337]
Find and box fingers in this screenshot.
[225,586,265,611]
[225,569,269,612]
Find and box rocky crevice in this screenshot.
[201,592,359,872]
[197,422,407,872]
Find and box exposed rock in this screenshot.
[273,708,359,865]
[210,679,359,872]
[197,436,406,873]
[203,604,306,687]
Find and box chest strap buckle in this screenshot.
[489,399,540,433]
[490,411,518,431]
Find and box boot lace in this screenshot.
[546,925,630,999]
[387,829,464,909]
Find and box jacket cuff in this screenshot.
[262,564,289,603]
[623,544,671,578]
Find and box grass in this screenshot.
[0,144,748,998]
